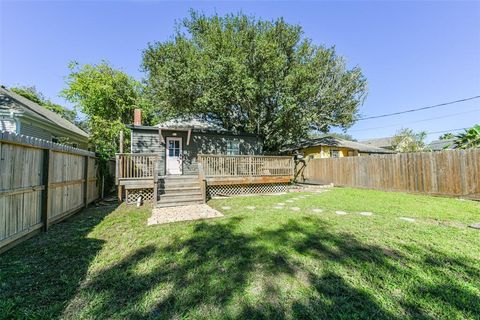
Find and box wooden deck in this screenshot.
[115,153,294,202]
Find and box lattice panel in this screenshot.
[207,183,290,198]
[126,188,155,204]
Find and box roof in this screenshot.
[283,136,394,154]
[155,117,228,132]
[428,138,456,151]
[128,116,259,137]
[0,86,88,139]
[359,137,394,149]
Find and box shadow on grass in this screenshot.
[0,205,116,319]
[2,210,478,319]
[61,216,478,319]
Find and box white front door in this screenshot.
[166,137,182,175]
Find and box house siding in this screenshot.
[19,120,53,141]
[301,146,358,159]
[131,128,263,176]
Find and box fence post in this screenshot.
[84,156,89,207]
[41,149,53,232]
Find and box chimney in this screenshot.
[134,109,141,126]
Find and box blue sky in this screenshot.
[1,1,479,142]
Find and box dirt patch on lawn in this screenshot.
[148,204,224,225]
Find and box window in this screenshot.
[168,139,180,157]
[52,137,59,143]
[330,150,340,158]
[226,140,240,155]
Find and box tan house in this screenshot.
[283,136,394,159]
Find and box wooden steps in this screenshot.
[157,175,204,208]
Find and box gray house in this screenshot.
[129,116,263,176]
[0,86,88,149]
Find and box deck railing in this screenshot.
[115,153,159,180]
[197,155,294,177]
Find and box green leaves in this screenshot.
[62,62,155,159]
[142,12,367,151]
[454,124,480,149]
[391,128,428,152]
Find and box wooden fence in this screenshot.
[297,149,480,199]
[0,132,101,254]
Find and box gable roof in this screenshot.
[0,86,88,139]
[359,137,394,149]
[283,136,394,154]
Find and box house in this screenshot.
[128,111,263,175]
[283,136,394,159]
[427,138,456,151]
[117,110,293,207]
[359,137,394,150]
[0,86,88,149]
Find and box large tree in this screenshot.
[62,61,154,158]
[142,11,367,150]
[10,86,78,124]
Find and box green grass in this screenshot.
[1,188,479,319]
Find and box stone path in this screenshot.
[312,208,323,213]
[399,217,415,222]
[359,212,373,216]
[335,211,348,215]
[291,207,300,211]
[148,204,224,225]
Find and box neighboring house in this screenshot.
[128,113,263,175]
[283,136,394,159]
[359,137,394,150]
[0,86,88,149]
[427,138,457,151]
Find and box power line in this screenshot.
[358,95,480,121]
[349,108,480,132]
[425,128,467,136]
[360,127,467,141]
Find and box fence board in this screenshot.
[298,149,480,199]
[0,133,102,253]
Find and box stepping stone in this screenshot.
[335,211,348,215]
[291,207,300,211]
[246,206,256,210]
[468,223,480,229]
[274,206,284,209]
[399,217,415,222]
[298,196,306,199]
[286,200,294,203]
[277,203,285,206]
[221,206,231,210]
[312,208,323,213]
[359,212,373,216]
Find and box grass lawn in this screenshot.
[1,188,479,319]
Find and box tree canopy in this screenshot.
[142,11,367,150]
[10,86,78,124]
[391,128,428,153]
[62,61,154,159]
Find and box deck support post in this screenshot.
[153,159,159,203]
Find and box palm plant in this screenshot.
[454,124,480,149]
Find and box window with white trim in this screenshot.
[226,140,240,155]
